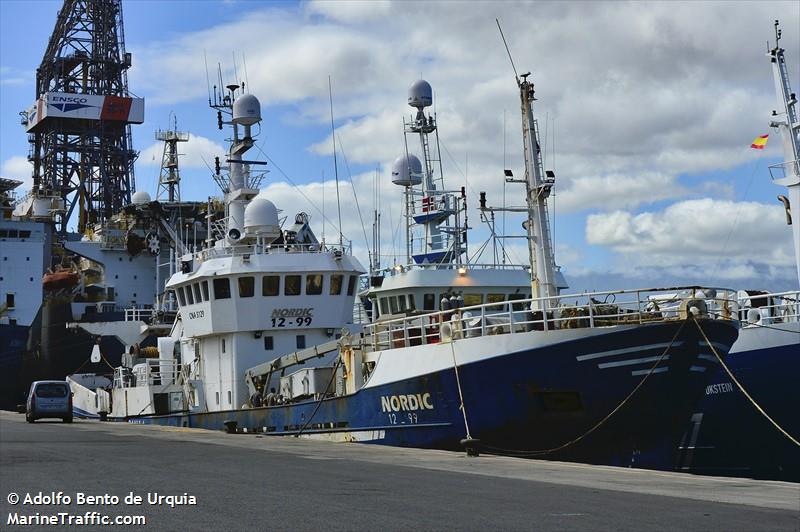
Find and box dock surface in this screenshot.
[1,411,798,530]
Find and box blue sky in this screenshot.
[1,0,799,292]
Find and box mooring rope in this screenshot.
[476,318,688,457]
[693,317,800,447]
[295,358,342,438]
[448,337,473,441]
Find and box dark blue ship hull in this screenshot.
[676,324,800,481]
[0,323,29,409]
[129,319,737,470]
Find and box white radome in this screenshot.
[408,79,433,109]
[391,154,423,187]
[232,94,262,126]
[244,198,280,240]
[131,190,152,205]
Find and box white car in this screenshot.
[26,381,73,423]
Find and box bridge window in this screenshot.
[201,281,209,301]
[487,293,505,310]
[185,284,195,305]
[423,293,436,311]
[397,295,407,312]
[213,278,231,300]
[264,336,273,350]
[306,274,323,295]
[509,293,526,311]
[285,275,301,296]
[329,274,343,295]
[389,296,399,315]
[380,298,389,315]
[408,294,416,311]
[464,294,482,307]
[176,288,186,307]
[238,276,255,298]
[193,283,202,303]
[262,275,279,296]
[347,275,357,296]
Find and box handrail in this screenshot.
[362,285,741,353]
[195,241,353,263]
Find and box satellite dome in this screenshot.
[391,154,423,187]
[244,198,280,240]
[131,190,151,205]
[232,93,262,126]
[408,80,433,109]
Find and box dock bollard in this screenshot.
[460,438,481,457]
[223,420,238,434]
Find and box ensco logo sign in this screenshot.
[49,95,94,112]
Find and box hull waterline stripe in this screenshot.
[631,367,669,376]
[697,341,729,351]
[576,342,684,362]
[598,355,671,369]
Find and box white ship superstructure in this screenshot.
[366,78,566,324]
[76,83,364,418]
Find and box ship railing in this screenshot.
[376,262,530,277]
[739,289,800,326]
[768,159,800,182]
[195,241,352,262]
[124,307,155,322]
[113,359,183,389]
[363,286,739,352]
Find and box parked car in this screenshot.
[26,381,72,423]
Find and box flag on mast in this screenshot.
[750,134,769,149]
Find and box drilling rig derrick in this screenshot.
[22,0,144,234]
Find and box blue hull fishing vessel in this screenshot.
[71,55,740,470]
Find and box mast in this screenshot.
[768,20,800,285]
[155,115,189,203]
[209,80,264,244]
[517,73,558,308]
[393,80,466,267]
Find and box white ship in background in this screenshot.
[70,81,364,418]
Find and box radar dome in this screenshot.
[391,154,423,187]
[408,80,433,109]
[244,198,280,241]
[233,94,262,126]
[131,190,152,205]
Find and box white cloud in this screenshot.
[121,1,798,286]
[557,172,686,213]
[0,66,29,86]
[304,0,392,23]
[138,134,225,170]
[1,156,33,193]
[586,198,795,281]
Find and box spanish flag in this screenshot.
[750,134,769,149]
